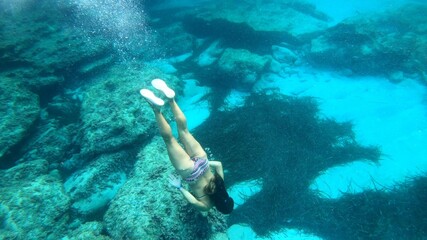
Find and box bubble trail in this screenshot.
[68,0,156,59]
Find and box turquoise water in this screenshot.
[1,0,426,239]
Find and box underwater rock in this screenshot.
[388,71,406,83]
[79,65,181,156]
[17,119,81,167]
[2,76,80,169]
[155,22,196,58]
[182,1,329,47]
[46,91,82,124]
[0,203,18,239]
[271,45,298,65]
[24,75,65,92]
[0,77,40,166]
[64,151,130,216]
[217,48,271,89]
[104,137,227,239]
[219,90,250,112]
[0,160,71,239]
[0,7,111,90]
[64,221,111,240]
[77,55,116,77]
[0,159,49,186]
[21,26,111,77]
[11,85,84,169]
[306,3,427,79]
[197,40,224,67]
[148,59,178,74]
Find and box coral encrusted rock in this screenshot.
[0,160,71,239]
[0,77,40,164]
[104,137,227,240]
[79,65,181,156]
[217,48,271,89]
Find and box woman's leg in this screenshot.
[153,108,193,172]
[168,99,207,158]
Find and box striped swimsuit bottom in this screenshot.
[184,156,209,184]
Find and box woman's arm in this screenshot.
[179,188,210,211]
[209,161,224,179]
[169,174,209,212]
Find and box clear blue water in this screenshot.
[1,0,426,239]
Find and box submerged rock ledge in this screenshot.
[180,1,329,49]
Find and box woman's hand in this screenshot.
[168,174,182,190]
[169,174,210,211]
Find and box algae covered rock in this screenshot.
[0,77,40,164]
[205,2,327,35]
[0,7,111,91]
[182,1,329,46]
[217,48,271,88]
[64,221,111,240]
[19,120,80,167]
[0,159,49,187]
[271,45,298,64]
[306,3,427,79]
[79,65,181,156]
[156,22,195,57]
[104,137,227,239]
[0,160,71,239]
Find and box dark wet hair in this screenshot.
[205,172,234,214]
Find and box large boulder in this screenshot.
[63,221,111,240]
[79,65,181,156]
[155,22,196,57]
[0,77,40,166]
[104,137,227,239]
[0,7,111,91]
[0,160,71,239]
[182,1,329,47]
[64,151,131,216]
[217,48,271,89]
[306,3,427,81]
[18,121,80,167]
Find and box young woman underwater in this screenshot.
[140,79,234,214]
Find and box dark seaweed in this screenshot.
[193,93,426,239]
